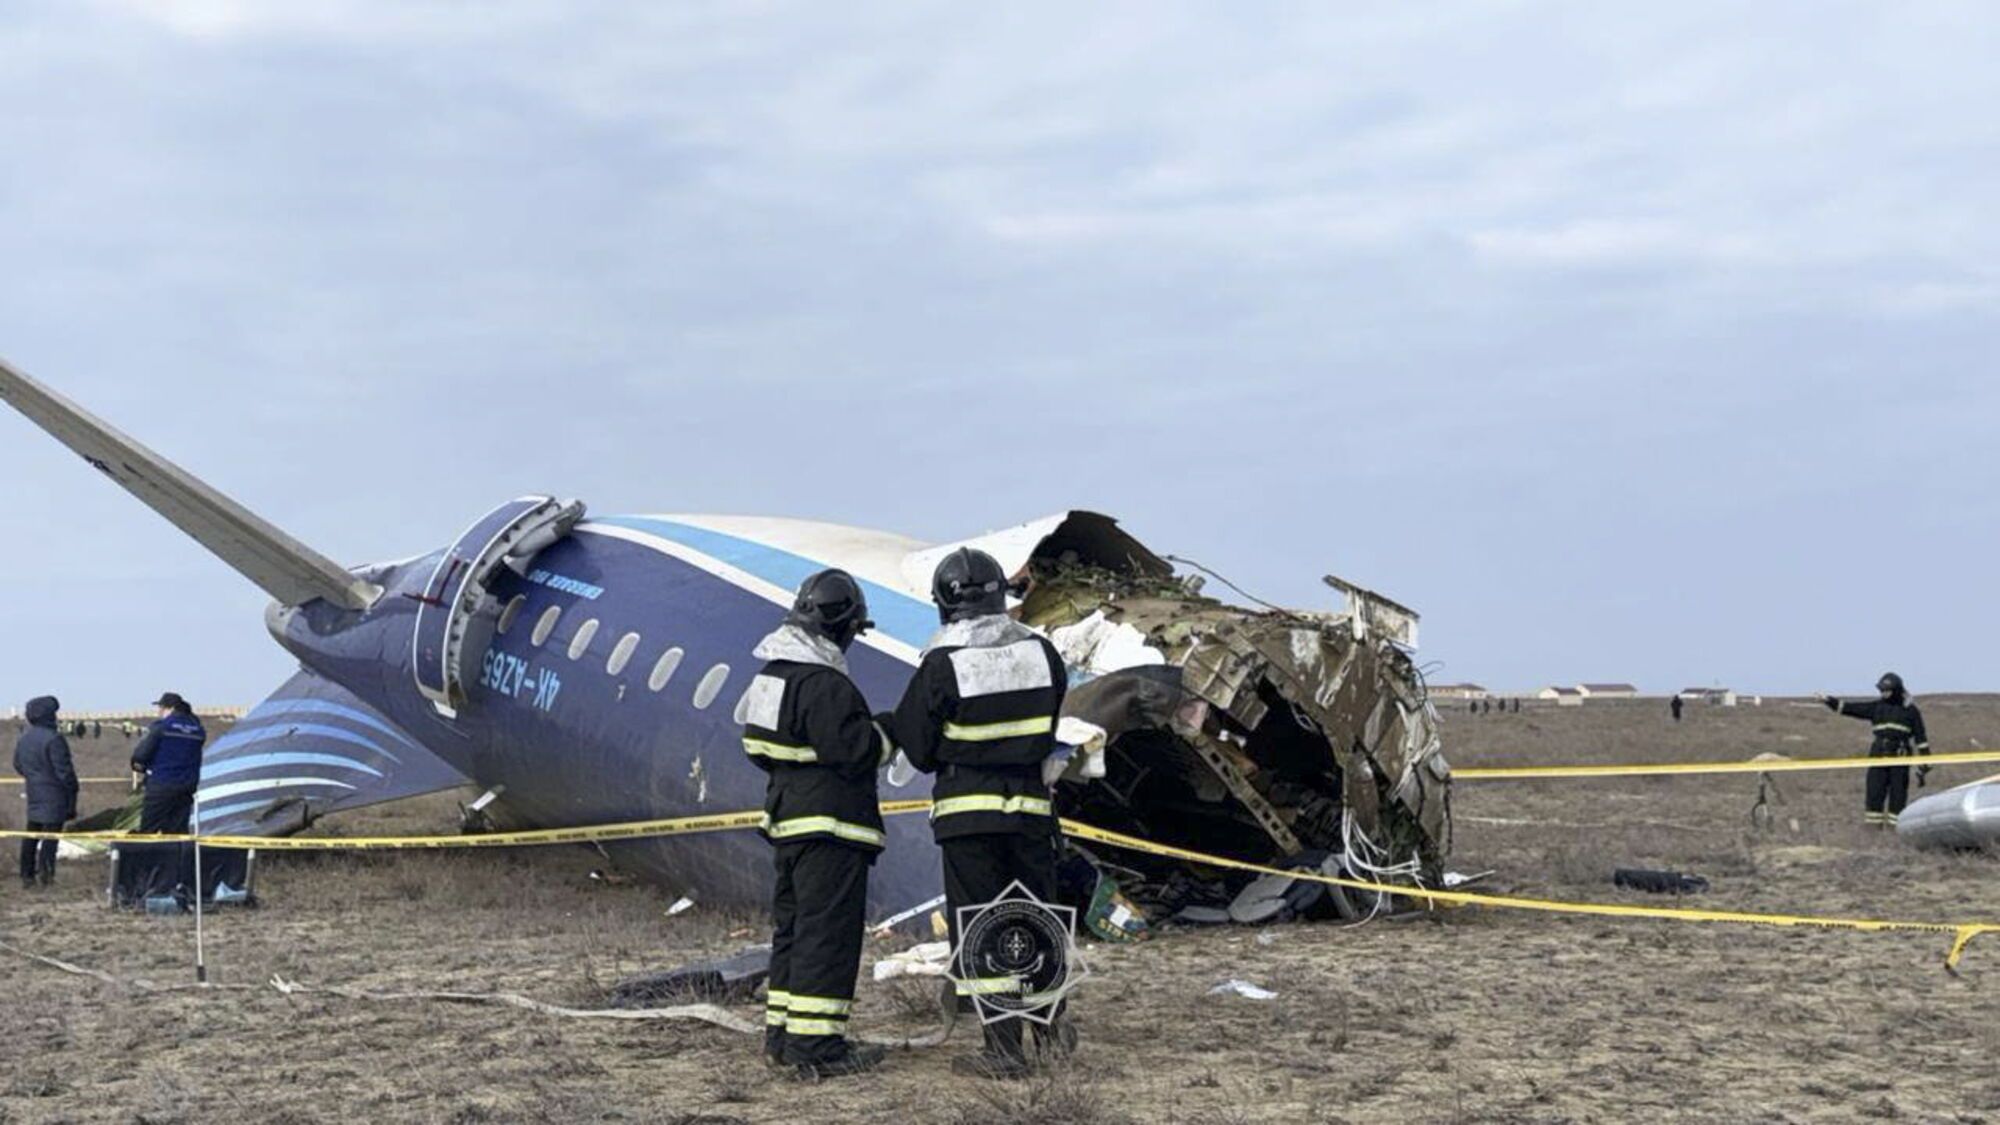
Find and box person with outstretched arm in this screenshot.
[1817,672,1930,827]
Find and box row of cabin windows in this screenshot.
[497,594,730,709]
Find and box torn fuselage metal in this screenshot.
[1025,555,1450,897]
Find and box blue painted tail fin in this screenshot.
[196,668,471,836]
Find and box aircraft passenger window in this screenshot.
[531,606,562,647]
[649,648,685,692]
[568,618,601,661]
[496,595,527,636]
[693,663,731,710]
[607,632,641,676]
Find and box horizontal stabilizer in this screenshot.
[196,667,472,836]
[0,356,377,609]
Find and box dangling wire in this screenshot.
[1159,554,1310,622]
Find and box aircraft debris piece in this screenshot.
[1613,868,1710,895]
[1209,979,1278,1000]
[610,947,770,1007]
[1026,557,1451,912]
[1898,780,2000,850]
[870,941,951,982]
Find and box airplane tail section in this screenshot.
[0,356,378,609]
[197,667,472,836]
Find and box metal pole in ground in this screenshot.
[192,804,207,985]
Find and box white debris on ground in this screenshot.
[871,941,952,982]
[1209,979,1278,1000]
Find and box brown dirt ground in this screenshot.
[4,697,2000,1124]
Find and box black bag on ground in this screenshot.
[108,842,257,910]
[1613,868,1709,895]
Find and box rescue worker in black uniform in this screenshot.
[886,548,1073,1080]
[1818,672,1931,827]
[743,569,894,1079]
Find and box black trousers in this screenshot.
[768,839,871,1063]
[140,784,197,834]
[942,832,1065,1057]
[19,821,59,885]
[1865,754,1911,819]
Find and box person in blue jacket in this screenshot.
[131,692,206,834]
[14,696,78,888]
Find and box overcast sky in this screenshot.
[1,1,1994,710]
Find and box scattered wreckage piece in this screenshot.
[610,947,771,1007]
[1898,780,2000,850]
[1018,547,1452,931]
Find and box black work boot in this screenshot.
[764,1027,788,1068]
[789,1040,886,1080]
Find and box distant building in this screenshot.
[1537,686,1585,707]
[1429,683,1490,701]
[1576,683,1640,700]
[1677,687,1738,707]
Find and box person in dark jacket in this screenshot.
[1818,672,1931,827]
[743,570,893,1080]
[131,692,207,834]
[886,548,1073,1080]
[14,696,78,888]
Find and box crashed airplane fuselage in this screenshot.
[0,360,1451,924]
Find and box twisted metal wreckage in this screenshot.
[1023,540,1451,933]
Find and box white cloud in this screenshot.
[1,1,1997,700]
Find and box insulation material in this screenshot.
[1051,610,1168,677]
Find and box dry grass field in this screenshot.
[5,696,1999,1124]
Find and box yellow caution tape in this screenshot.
[1056,819,1997,971]
[0,801,936,851]
[1453,748,2000,781]
[0,750,1975,786]
[4,797,1990,969]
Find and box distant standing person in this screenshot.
[13,696,78,888]
[1817,673,1930,827]
[131,692,207,834]
[1670,695,1683,722]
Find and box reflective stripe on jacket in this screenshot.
[888,616,1067,841]
[742,655,893,853]
[1833,698,1931,758]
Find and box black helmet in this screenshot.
[786,569,873,650]
[931,548,1011,624]
[1877,672,1906,700]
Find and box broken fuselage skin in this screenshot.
[1028,561,1451,891]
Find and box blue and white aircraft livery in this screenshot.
[0,357,1452,924]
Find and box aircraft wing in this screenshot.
[196,667,472,836]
